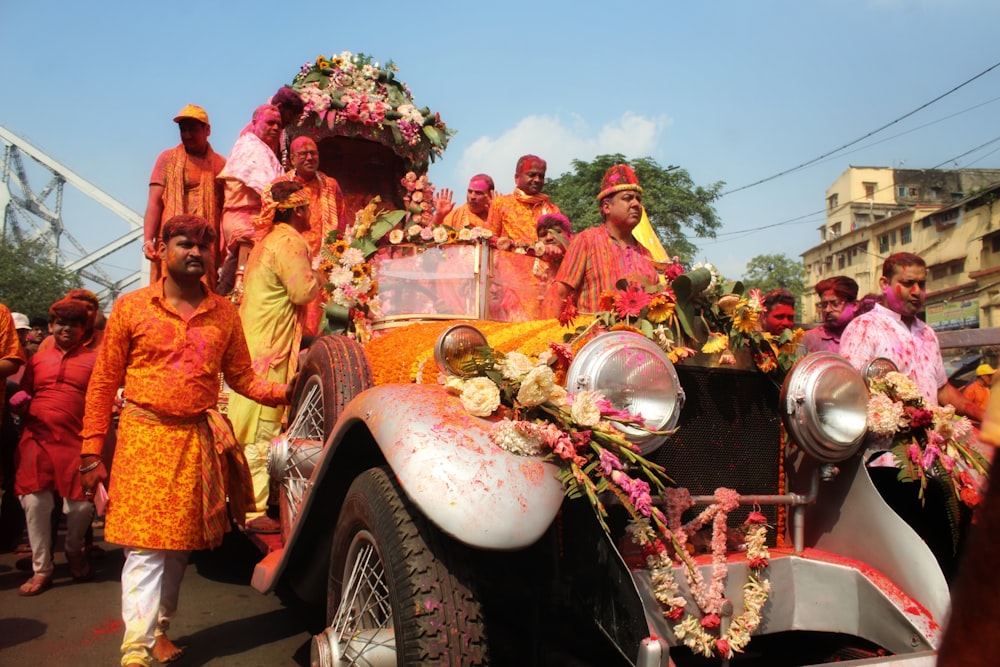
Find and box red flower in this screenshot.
[666,606,685,621]
[700,613,721,629]
[557,298,578,327]
[715,639,731,658]
[664,262,685,281]
[748,557,770,569]
[744,510,767,525]
[598,290,616,311]
[614,283,652,318]
[906,406,934,429]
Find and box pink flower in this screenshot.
[907,443,921,464]
[921,444,941,470]
[598,448,623,475]
[614,283,652,318]
[664,261,685,281]
[906,406,934,429]
[715,639,732,658]
[549,342,574,366]
[557,299,579,327]
[700,613,721,629]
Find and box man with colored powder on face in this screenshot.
[434,174,495,229]
[279,136,347,336]
[840,251,982,420]
[79,214,291,667]
[142,105,226,285]
[487,155,561,244]
[761,289,797,337]
[802,276,858,354]
[545,164,658,314]
[228,181,322,533]
[217,104,285,295]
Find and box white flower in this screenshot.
[327,265,353,287]
[330,287,353,308]
[388,229,404,244]
[432,226,449,244]
[547,384,569,407]
[517,366,556,407]
[444,376,465,394]
[460,377,501,417]
[490,418,545,456]
[339,247,365,267]
[867,393,906,437]
[499,351,535,380]
[458,227,473,241]
[570,390,603,427]
[407,224,423,238]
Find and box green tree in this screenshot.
[0,234,81,320]
[741,254,806,299]
[545,154,724,263]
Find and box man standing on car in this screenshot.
[840,252,982,420]
[228,181,322,533]
[545,163,658,314]
[279,136,346,336]
[488,155,561,244]
[434,174,495,229]
[79,214,291,667]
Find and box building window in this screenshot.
[864,182,876,199]
[901,226,912,244]
[991,234,1000,253]
[879,234,890,254]
[898,186,908,198]
[931,187,941,200]
[828,193,839,210]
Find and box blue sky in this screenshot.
[3,0,1000,287]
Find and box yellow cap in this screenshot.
[976,363,996,376]
[173,104,209,125]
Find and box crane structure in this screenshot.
[1,124,143,304]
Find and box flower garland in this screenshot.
[866,371,990,526]
[292,51,453,168]
[444,339,769,660]
[562,273,804,382]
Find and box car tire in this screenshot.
[326,467,489,666]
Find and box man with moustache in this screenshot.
[545,164,658,314]
[142,105,226,285]
[437,174,495,229]
[487,155,561,244]
[840,252,982,420]
[279,136,346,336]
[802,276,859,354]
[80,214,290,666]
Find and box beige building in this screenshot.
[801,166,1000,330]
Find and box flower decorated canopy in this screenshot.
[290,51,454,172]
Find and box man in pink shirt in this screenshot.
[840,252,981,420]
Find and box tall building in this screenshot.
[801,166,1000,329]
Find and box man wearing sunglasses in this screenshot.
[802,275,858,354]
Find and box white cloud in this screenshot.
[454,112,671,191]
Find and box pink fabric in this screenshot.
[801,325,841,354]
[840,303,947,405]
[218,132,283,195]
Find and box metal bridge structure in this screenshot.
[1,124,143,304]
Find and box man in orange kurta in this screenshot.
[280,136,346,336]
[142,105,226,284]
[487,155,561,244]
[80,215,289,667]
[437,174,495,229]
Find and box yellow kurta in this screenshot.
[228,223,320,444]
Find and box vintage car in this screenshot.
[245,238,950,667]
[242,51,957,667]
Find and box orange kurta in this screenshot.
[442,203,489,230]
[81,280,286,550]
[487,190,561,245]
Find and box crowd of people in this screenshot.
[1,89,997,665]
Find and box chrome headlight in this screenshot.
[781,352,868,463]
[863,357,898,388]
[565,331,684,454]
[434,324,489,377]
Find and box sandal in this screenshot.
[67,549,92,581]
[18,574,52,596]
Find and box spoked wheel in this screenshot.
[312,467,489,667]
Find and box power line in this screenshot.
[721,60,1000,196]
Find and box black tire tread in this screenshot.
[330,467,489,666]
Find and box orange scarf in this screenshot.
[161,144,221,226]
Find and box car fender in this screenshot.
[335,383,566,550]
